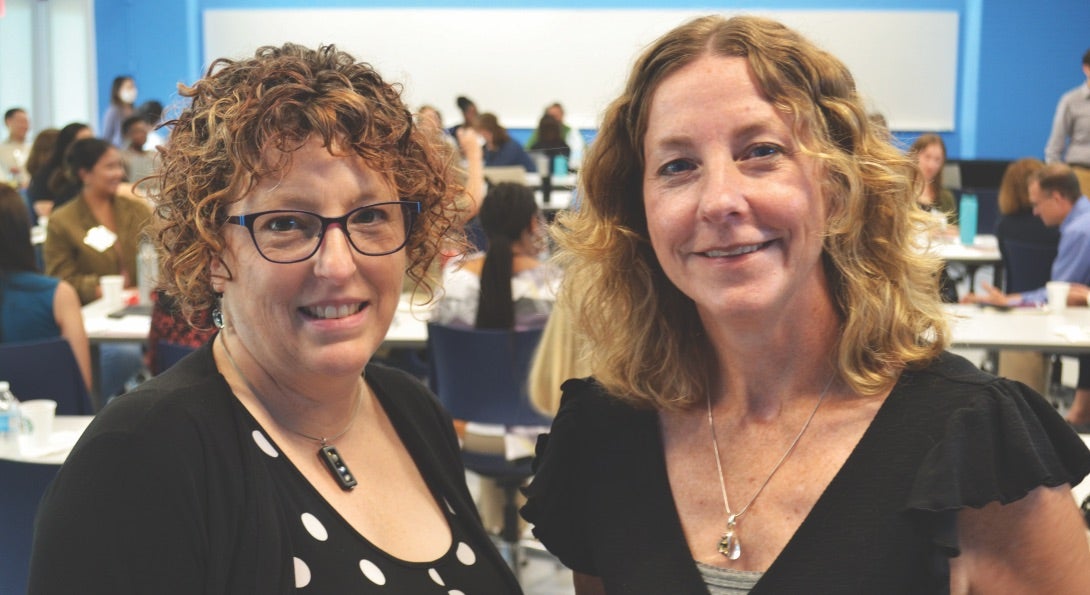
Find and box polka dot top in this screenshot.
[246,425,511,593]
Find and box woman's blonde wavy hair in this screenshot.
[553,15,949,410]
[152,43,462,324]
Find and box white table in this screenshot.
[933,234,1002,294]
[0,416,93,464]
[946,304,1090,354]
[82,295,152,343]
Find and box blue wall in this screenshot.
[94,0,1090,160]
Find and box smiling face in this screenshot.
[78,147,125,197]
[642,55,829,324]
[1029,179,1071,227]
[5,110,29,142]
[915,141,945,183]
[211,137,407,384]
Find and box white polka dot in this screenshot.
[252,430,278,457]
[293,557,310,588]
[455,541,476,565]
[429,567,445,586]
[359,559,386,585]
[444,497,456,514]
[301,513,327,541]
[448,590,465,595]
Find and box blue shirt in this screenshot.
[484,139,538,173]
[1020,196,1090,305]
[0,271,60,342]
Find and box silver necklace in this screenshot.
[220,335,363,491]
[707,374,834,560]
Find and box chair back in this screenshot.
[0,338,92,415]
[0,459,59,595]
[1000,238,1058,294]
[427,324,551,428]
[155,340,196,374]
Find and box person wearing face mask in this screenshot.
[102,76,138,147]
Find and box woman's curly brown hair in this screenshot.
[152,43,462,324]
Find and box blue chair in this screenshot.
[0,459,60,595]
[999,238,1057,294]
[426,323,550,574]
[426,324,550,428]
[0,338,92,415]
[155,340,196,375]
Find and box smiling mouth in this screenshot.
[703,240,774,257]
[301,303,366,320]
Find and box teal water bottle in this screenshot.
[552,154,568,176]
[959,193,978,246]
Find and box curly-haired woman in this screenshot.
[30,44,521,594]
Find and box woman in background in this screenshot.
[996,157,1060,259]
[910,133,958,225]
[433,182,559,330]
[43,137,151,304]
[0,185,91,391]
[527,114,571,175]
[102,75,137,147]
[475,113,538,173]
[26,122,92,210]
[991,157,1060,394]
[43,137,150,398]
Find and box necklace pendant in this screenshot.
[718,514,742,560]
[318,445,357,491]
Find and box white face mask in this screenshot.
[120,87,137,104]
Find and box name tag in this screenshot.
[84,225,117,252]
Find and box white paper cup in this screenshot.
[100,274,124,310]
[1047,281,1071,312]
[19,399,57,450]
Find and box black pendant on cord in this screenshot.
[318,445,357,490]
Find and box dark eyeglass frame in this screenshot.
[224,200,422,264]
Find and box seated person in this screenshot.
[964,164,1090,426]
[527,114,571,176]
[0,185,92,391]
[432,182,559,330]
[119,114,158,191]
[145,290,216,375]
[993,158,1060,393]
[474,113,537,173]
[43,137,152,397]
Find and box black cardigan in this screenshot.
[29,342,522,594]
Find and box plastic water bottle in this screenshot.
[0,381,21,442]
[137,239,158,305]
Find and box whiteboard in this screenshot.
[204,8,958,132]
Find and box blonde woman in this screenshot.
[522,15,1090,594]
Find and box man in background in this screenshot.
[963,164,1090,427]
[1045,49,1090,196]
[0,107,31,188]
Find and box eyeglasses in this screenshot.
[225,201,421,264]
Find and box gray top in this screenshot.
[1045,82,1090,166]
[696,561,762,594]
